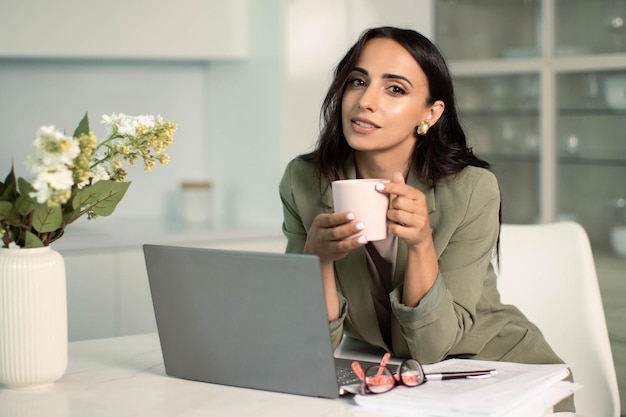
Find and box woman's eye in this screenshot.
[348,78,366,88]
[389,85,407,95]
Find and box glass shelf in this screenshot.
[474,155,626,167]
[454,72,540,164]
[558,157,626,167]
[557,70,626,165]
[557,70,626,111]
[460,109,539,117]
[478,154,539,163]
[559,108,626,115]
[454,74,540,111]
[556,0,626,56]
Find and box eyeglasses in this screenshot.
[351,353,496,395]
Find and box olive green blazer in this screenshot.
[278,154,563,367]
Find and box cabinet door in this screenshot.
[435,0,541,61]
[556,69,626,249]
[555,0,626,56]
[118,248,157,336]
[455,73,541,224]
[434,0,544,224]
[64,251,117,341]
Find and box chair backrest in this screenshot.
[497,222,620,417]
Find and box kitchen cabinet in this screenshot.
[0,0,248,60]
[435,0,626,250]
[61,233,286,341]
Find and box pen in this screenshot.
[425,369,497,381]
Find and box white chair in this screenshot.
[497,222,620,417]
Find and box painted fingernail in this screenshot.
[355,222,365,230]
[375,183,385,191]
[357,236,367,244]
[346,212,355,220]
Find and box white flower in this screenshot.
[43,168,74,190]
[8,241,21,249]
[28,164,75,204]
[102,113,137,136]
[101,113,162,137]
[25,126,80,174]
[90,163,111,184]
[36,125,66,142]
[135,114,157,129]
[29,183,52,204]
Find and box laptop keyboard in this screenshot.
[336,367,361,386]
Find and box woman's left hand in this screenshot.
[378,172,439,306]
[376,172,432,248]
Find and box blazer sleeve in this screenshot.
[389,171,501,363]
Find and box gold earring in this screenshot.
[416,120,430,136]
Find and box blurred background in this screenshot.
[0,0,624,411]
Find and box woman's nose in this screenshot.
[358,86,378,111]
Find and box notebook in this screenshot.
[143,244,366,398]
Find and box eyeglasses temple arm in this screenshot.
[351,361,365,381]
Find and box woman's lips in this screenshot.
[351,118,380,132]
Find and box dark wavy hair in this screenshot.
[302,26,489,188]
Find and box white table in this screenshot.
[0,334,574,417]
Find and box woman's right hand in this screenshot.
[303,211,368,264]
[304,211,366,322]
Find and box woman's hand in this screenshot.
[304,211,368,322]
[376,172,439,306]
[303,211,368,264]
[376,172,432,248]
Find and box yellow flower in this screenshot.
[157,154,170,164]
[71,132,97,183]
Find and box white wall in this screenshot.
[0,0,432,234]
[208,0,285,229]
[0,60,212,223]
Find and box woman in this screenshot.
[279,26,572,411]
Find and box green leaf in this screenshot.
[23,231,44,248]
[71,180,131,218]
[17,177,35,195]
[15,194,37,217]
[14,178,40,218]
[13,178,63,233]
[0,165,18,202]
[0,200,20,225]
[0,201,12,220]
[73,112,90,137]
[31,203,63,233]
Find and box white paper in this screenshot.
[354,359,578,417]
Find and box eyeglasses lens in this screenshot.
[399,359,425,387]
[364,365,395,394]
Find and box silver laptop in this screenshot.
[143,244,365,398]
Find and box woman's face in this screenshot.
[341,38,438,156]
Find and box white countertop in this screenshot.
[0,334,390,417]
[0,334,574,417]
[51,217,284,252]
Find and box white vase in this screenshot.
[0,246,68,389]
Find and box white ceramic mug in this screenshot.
[332,178,390,241]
